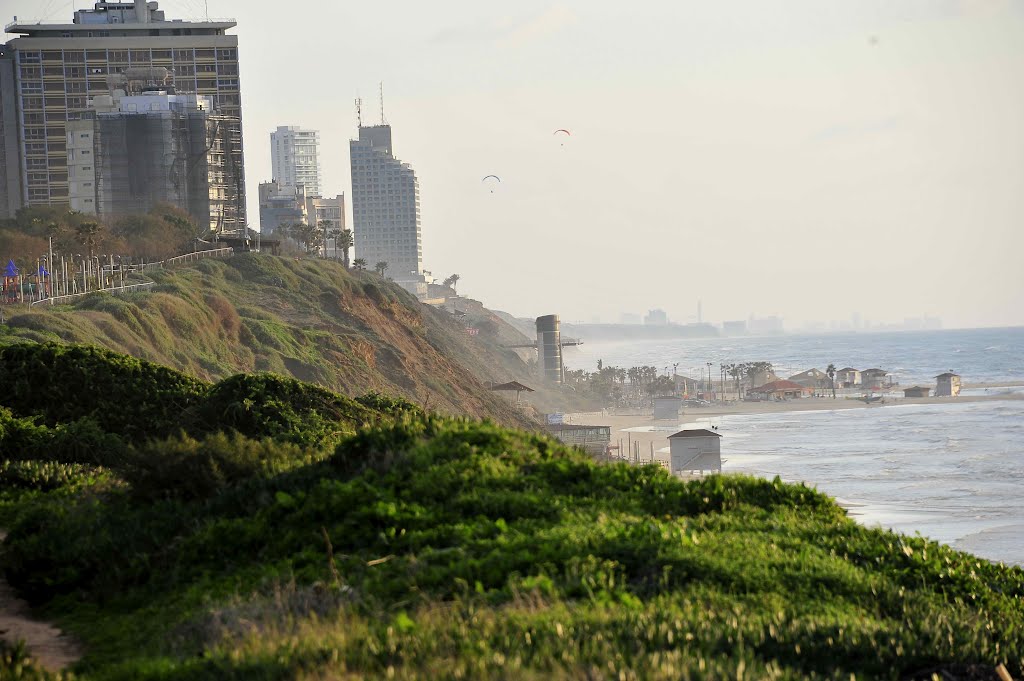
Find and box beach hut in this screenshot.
[668,429,722,474]
[747,379,812,400]
[544,424,611,455]
[935,372,961,397]
[903,386,931,398]
[861,369,890,390]
[836,367,861,388]
[789,368,827,390]
[652,396,682,420]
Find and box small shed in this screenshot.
[545,424,611,455]
[935,372,961,397]
[653,396,682,420]
[668,429,722,474]
[903,386,931,398]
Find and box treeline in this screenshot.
[0,203,206,266]
[563,364,696,406]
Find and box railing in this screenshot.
[29,281,154,307]
[133,247,233,272]
[26,248,232,307]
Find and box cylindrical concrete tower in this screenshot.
[536,314,564,384]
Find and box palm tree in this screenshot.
[442,273,460,292]
[728,363,745,399]
[317,220,334,257]
[327,228,342,260]
[338,229,353,268]
[826,363,837,399]
[374,261,388,277]
[76,221,101,259]
[352,258,367,271]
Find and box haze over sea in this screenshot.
[564,327,1024,565]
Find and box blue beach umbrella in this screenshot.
[4,260,18,277]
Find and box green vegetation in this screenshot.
[0,253,560,423]
[0,344,1021,679]
[0,204,204,264]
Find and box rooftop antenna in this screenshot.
[355,97,362,128]
[379,82,387,125]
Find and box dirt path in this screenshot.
[0,532,81,672]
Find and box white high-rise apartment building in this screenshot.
[271,125,320,197]
[349,124,422,280]
[0,1,243,217]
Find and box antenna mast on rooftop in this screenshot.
[355,97,362,128]
[379,82,387,125]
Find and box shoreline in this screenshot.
[565,391,1024,566]
[564,390,1024,465]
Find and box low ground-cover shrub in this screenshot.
[0,355,1021,679]
[123,432,317,501]
[184,373,378,448]
[0,460,108,493]
[0,343,207,440]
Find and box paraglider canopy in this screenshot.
[481,175,501,193]
[554,129,571,147]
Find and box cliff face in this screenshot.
[0,255,562,424]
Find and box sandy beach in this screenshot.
[564,389,1024,468]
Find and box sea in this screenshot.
[563,327,1024,566]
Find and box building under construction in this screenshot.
[68,69,245,233]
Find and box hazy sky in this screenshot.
[8,0,1024,329]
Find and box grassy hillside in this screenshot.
[0,345,1021,680]
[0,255,574,424]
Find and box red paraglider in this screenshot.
[554,129,571,147]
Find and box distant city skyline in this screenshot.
[3,0,1022,329]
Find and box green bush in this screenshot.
[0,460,107,493]
[0,347,1021,679]
[355,391,424,419]
[0,343,207,440]
[185,373,378,447]
[124,432,315,501]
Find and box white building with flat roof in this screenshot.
[271,125,320,198]
[349,124,422,281]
